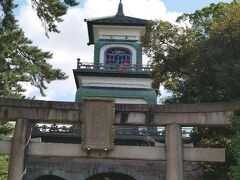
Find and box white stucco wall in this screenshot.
[115,98,147,104]
[93,25,146,43]
[78,76,152,89]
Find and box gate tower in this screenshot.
[73,0,156,104]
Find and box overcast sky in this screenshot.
[15,0,232,102]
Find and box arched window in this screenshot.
[86,172,136,180]
[105,47,132,66]
[35,175,65,180]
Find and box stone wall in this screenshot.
[24,156,203,180]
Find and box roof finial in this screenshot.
[116,0,124,16]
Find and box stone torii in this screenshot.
[0,98,239,180]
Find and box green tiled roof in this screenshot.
[75,87,157,105]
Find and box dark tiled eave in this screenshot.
[85,15,147,25]
[85,15,147,45]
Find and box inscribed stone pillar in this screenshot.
[8,119,32,180]
[82,98,115,150]
[166,123,184,180]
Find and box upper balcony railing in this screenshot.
[76,58,151,73]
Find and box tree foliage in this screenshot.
[230,114,240,179]
[142,1,240,179]
[0,123,14,139]
[0,155,10,180]
[31,0,78,36]
[143,1,240,104]
[0,0,78,179]
[0,0,76,98]
[0,122,14,180]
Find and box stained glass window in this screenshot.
[105,47,132,65]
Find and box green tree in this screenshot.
[0,155,10,180]
[0,123,14,180]
[0,123,14,139]
[143,1,240,103]
[0,0,78,179]
[230,114,240,179]
[142,1,240,179]
[0,0,79,98]
[31,0,78,36]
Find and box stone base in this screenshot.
[24,156,203,180]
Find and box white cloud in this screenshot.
[17,0,181,101]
